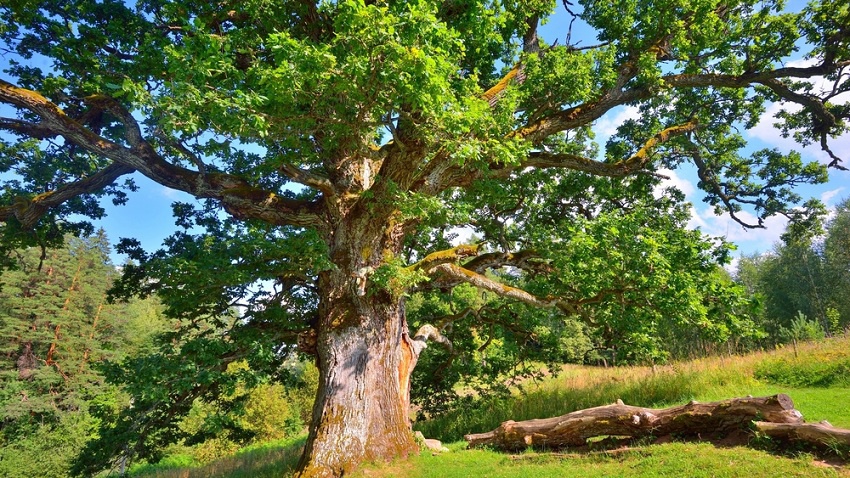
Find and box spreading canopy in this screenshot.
[1,0,848,475]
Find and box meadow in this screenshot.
[130,336,850,477]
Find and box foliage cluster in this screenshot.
[160,360,317,466]
[405,196,763,417]
[0,233,318,478]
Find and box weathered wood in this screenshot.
[755,420,850,447]
[465,394,803,450]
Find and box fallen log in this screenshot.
[755,420,850,447]
[465,394,803,450]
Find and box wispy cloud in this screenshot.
[821,187,844,206]
[655,168,695,197]
[595,105,641,139]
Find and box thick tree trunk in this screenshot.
[295,215,420,477]
[465,394,803,450]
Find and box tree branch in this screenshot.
[424,261,642,319]
[0,79,324,228]
[0,117,57,139]
[429,263,559,310]
[689,144,764,229]
[513,59,850,144]
[410,323,453,357]
[492,119,699,180]
[462,250,552,275]
[0,163,135,228]
[407,244,481,273]
[279,163,336,196]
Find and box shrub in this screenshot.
[779,311,825,343]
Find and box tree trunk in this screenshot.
[295,252,420,477]
[465,394,803,450]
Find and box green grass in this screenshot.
[354,442,846,477]
[129,436,305,478]
[134,336,850,477]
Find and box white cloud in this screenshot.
[595,105,641,138]
[687,205,787,255]
[747,58,850,166]
[821,187,845,206]
[655,168,696,198]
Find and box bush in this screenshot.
[779,311,825,343]
[240,383,304,442]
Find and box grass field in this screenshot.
[131,336,850,477]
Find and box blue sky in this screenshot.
[2,1,847,267]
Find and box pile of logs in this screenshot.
[464,394,850,451]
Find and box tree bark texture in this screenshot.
[755,420,850,447]
[296,290,420,477]
[296,213,420,477]
[465,394,804,450]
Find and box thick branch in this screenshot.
[0,79,323,228]
[482,66,522,108]
[493,119,698,180]
[407,244,481,273]
[429,263,558,309]
[461,250,552,274]
[279,163,336,197]
[0,163,135,228]
[410,323,453,357]
[424,260,644,320]
[514,60,850,143]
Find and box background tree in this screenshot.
[0,232,168,478]
[820,198,850,329]
[0,0,848,476]
[736,197,850,342]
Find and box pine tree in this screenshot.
[0,231,167,478]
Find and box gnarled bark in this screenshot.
[295,212,426,478]
[296,293,420,478]
[465,394,803,450]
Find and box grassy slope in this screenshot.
[132,337,850,477]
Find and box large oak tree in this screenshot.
[1,0,847,476]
